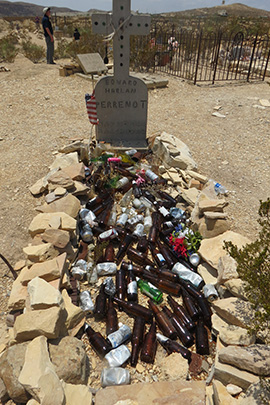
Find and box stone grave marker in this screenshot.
[92,0,151,148]
[77,53,108,75]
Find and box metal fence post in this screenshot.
[212,31,222,84]
[194,31,202,85]
[247,33,258,82]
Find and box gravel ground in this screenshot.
[0,53,269,332]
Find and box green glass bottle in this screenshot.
[137,279,163,304]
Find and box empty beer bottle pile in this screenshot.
[68,148,214,387]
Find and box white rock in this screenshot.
[49,152,79,170]
[23,243,58,263]
[29,212,76,237]
[226,384,242,396]
[212,297,254,329]
[197,262,218,285]
[259,99,270,107]
[14,307,66,342]
[18,336,65,404]
[198,231,250,270]
[163,353,189,380]
[211,313,255,346]
[217,255,238,284]
[212,380,238,404]
[223,279,247,300]
[27,277,63,310]
[62,381,92,405]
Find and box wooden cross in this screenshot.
[92,0,150,79]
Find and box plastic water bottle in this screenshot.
[214,182,228,195]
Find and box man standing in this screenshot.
[42,7,55,64]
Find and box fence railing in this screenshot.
[146,30,270,84]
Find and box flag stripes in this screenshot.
[85,91,99,125]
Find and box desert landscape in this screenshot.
[0,4,270,403]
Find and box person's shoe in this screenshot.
[49,62,57,65]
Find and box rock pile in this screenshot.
[0,132,269,405]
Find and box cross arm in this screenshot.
[125,14,151,35]
[92,13,112,34]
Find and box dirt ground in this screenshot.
[0,51,269,330]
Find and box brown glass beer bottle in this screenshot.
[140,320,157,364]
[130,317,146,367]
[94,283,107,321]
[157,333,191,361]
[106,296,118,336]
[113,297,153,323]
[195,318,210,355]
[162,306,194,348]
[167,295,195,330]
[148,300,177,340]
[85,323,112,358]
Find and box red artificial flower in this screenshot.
[171,236,188,258]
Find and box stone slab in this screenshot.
[219,345,270,376]
[95,75,148,148]
[214,359,259,390]
[77,53,108,74]
[198,231,250,270]
[14,307,65,342]
[211,313,255,346]
[211,297,254,328]
[95,380,206,405]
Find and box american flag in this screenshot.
[85,91,99,125]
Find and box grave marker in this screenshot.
[77,53,108,75]
[92,0,151,148]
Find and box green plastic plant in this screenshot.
[224,199,270,340]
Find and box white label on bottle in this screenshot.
[116,213,128,226]
[127,280,137,295]
[99,228,118,241]
[143,290,156,300]
[159,206,169,217]
[148,282,158,290]
[157,253,166,263]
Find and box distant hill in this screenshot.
[0,1,79,17]
[161,3,270,19]
[0,1,269,18]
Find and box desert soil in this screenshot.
[0,52,269,330]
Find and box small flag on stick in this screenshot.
[85,91,99,125]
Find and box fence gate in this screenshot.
[153,30,270,84]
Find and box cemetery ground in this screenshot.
[0,52,269,397]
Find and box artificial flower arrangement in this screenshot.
[169,223,202,260]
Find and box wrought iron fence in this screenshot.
[150,29,270,84]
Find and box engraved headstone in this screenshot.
[92,0,151,148]
[77,53,108,75]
